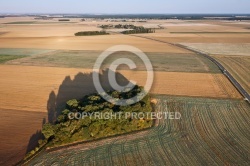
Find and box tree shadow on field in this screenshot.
[25,69,131,154]
[25,118,46,153]
[47,69,131,123]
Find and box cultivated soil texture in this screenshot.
[29,96,250,165]
[0,17,249,165]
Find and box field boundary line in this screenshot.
[128,34,250,104]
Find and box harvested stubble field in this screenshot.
[137,21,250,43]
[181,43,250,56]
[0,65,241,113]
[212,55,250,94]
[0,35,189,53]
[0,24,100,37]
[6,50,220,73]
[29,96,250,165]
[144,33,250,43]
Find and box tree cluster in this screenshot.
[58,19,70,21]
[122,27,155,34]
[75,31,109,36]
[99,24,155,34]
[41,85,153,148]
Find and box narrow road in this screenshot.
[130,34,250,103]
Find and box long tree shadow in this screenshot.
[25,118,46,154]
[47,69,131,123]
[26,69,131,154]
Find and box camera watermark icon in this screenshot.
[93,45,154,106]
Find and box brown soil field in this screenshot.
[212,55,250,94]
[0,109,47,166]
[0,65,241,113]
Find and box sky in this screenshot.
[0,0,249,14]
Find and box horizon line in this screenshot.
[1,13,250,15]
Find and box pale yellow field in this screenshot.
[0,65,241,113]
[136,20,250,43]
[0,35,191,53]
[138,33,250,43]
[181,43,250,56]
[0,24,101,37]
[212,55,250,94]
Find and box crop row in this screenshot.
[29,96,250,165]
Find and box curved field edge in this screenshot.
[0,55,28,64]
[5,49,220,73]
[28,96,250,165]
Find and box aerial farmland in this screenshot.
[0,7,250,166]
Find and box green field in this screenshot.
[4,21,37,24]
[0,48,55,64]
[0,55,28,64]
[0,48,54,56]
[6,50,220,73]
[28,96,250,165]
[75,31,109,36]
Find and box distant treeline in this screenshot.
[47,14,250,20]
[100,24,138,29]
[58,19,70,21]
[34,17,53,20]
[75,31,109,36]
[34,14,250,20]
[100,24,155,34]
[122,28,155,34]
[2,14,250,20]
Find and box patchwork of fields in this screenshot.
[29,96,250,165]
[0,18,250,165]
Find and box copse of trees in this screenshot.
[122,28,155,34]
[114,24,138,29]
[58,19,70,21]
[34,85,153,150]
[75,31,109,36]
[23,86,154,163]
[100,24,139,30]
[99,24,155,34]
